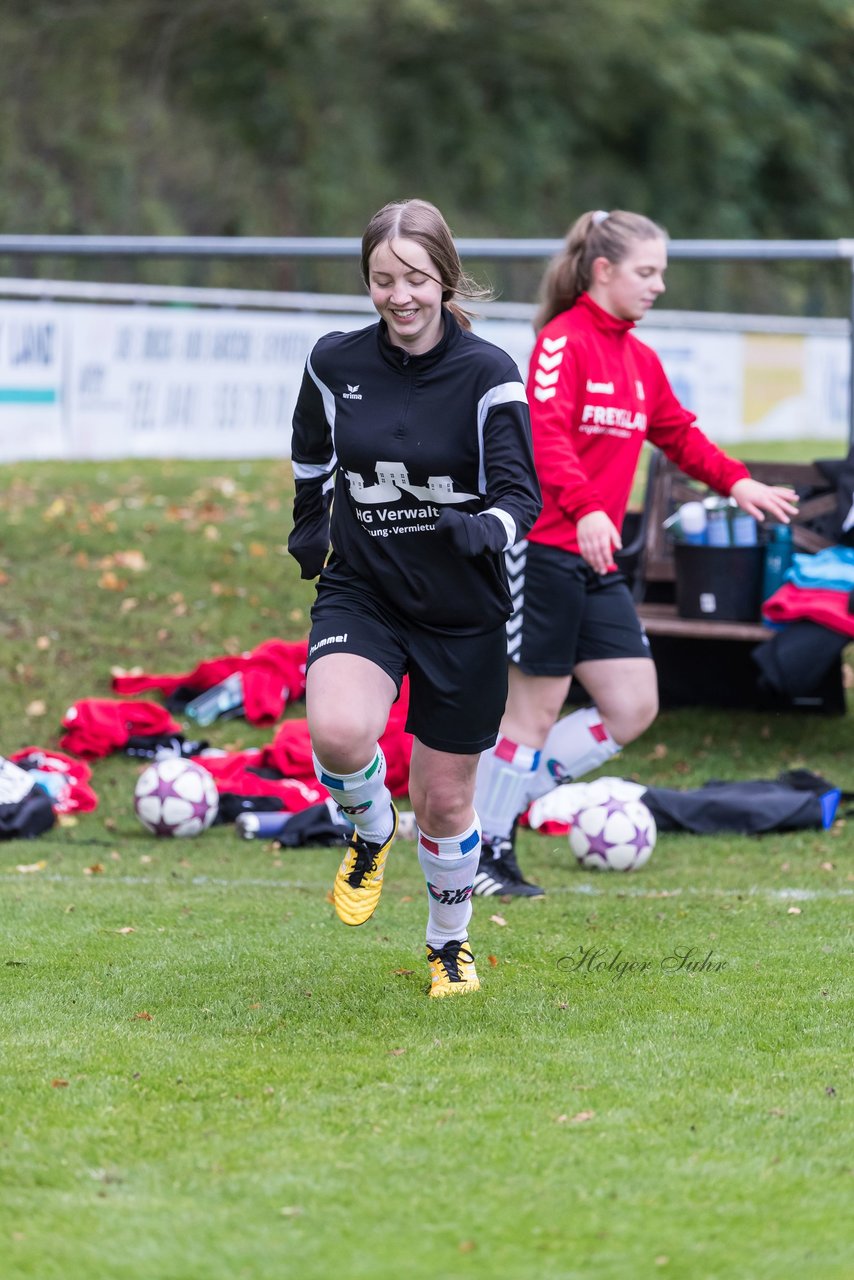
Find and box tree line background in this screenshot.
[2,0,853,312]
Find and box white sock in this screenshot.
[474,737,541,843]
[312,747,395,844]
[417,820,481,948]
[527,707,621,804]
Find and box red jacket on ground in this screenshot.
[60,699,183,759]
[111,639,308,725]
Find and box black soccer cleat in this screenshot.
[472,834,545,898]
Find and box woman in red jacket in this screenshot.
[473,208,799,897]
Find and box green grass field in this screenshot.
[1,454,852,1280]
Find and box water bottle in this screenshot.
[762,523,794,600]
[235,811,291,840]
[705,499,731,547]
[731,509,758,546]
[662,500,707,544]
[184,672,245,726]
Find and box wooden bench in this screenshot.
[616,451,846,711]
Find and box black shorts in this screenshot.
[508,541,651,677]
[307,578,508,754]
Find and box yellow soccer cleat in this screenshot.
[332,804,399,927]
[426,939,481,998]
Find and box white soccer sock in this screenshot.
[312,746,395,844]
[527,707,621,804]
[417,820,481,948]
[474,737,541,843]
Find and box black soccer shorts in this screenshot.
[307,577,508,755]
[508,541,651,677]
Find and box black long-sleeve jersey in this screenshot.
[289,313,542,636]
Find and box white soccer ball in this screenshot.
[133,757,219,838]
[568,784,656,871]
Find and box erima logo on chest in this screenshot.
[343,384,363,400]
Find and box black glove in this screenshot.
[287,530,329,579]
[435,508,507,558]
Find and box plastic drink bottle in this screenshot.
[762,523,794,599]
[731,510,758,545]
[705,500,731,546]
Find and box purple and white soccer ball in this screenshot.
[568,778,656,871]
[133,758,219,838]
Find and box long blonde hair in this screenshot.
[361,198,492,330]
[534,209,667,331]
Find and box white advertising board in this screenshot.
[0,304,67,459]
[0,296,848,460]
[67,305,366,459]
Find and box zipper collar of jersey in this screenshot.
[376,309,460,373]
[576,291,635,338]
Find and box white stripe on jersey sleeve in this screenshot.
[475,379,527,491]
[482,505,517,549]
[295,354,338,479]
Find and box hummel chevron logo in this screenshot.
[534,369,560,388]
[542,336,567,353]
[537,351,564,372]
[534,387,557,401]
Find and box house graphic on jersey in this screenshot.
[345,461,478,505]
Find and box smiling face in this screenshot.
[588,235,668,322]
[368,237,445,355]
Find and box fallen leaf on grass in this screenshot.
[489,913,507,926]
[113,550,148,572]
[132,1011,153,1021]
[388,1048,406,1057]
[557,1110,596,1125]
[392,968,415,976]
[458,1241,476,1254]
[51,1079,69,1088]
[280,1206,302,1218]
[787,907,802,915]
[36,635,51,651]
[487,954,499,967]
[16,860,47,873]
[115,927,136,935]
[84,863,104,875]
[25,700,46,717]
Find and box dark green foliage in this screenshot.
[1,1,853,307]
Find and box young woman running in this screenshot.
[473,208,798,897]
[288,198,541,993]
